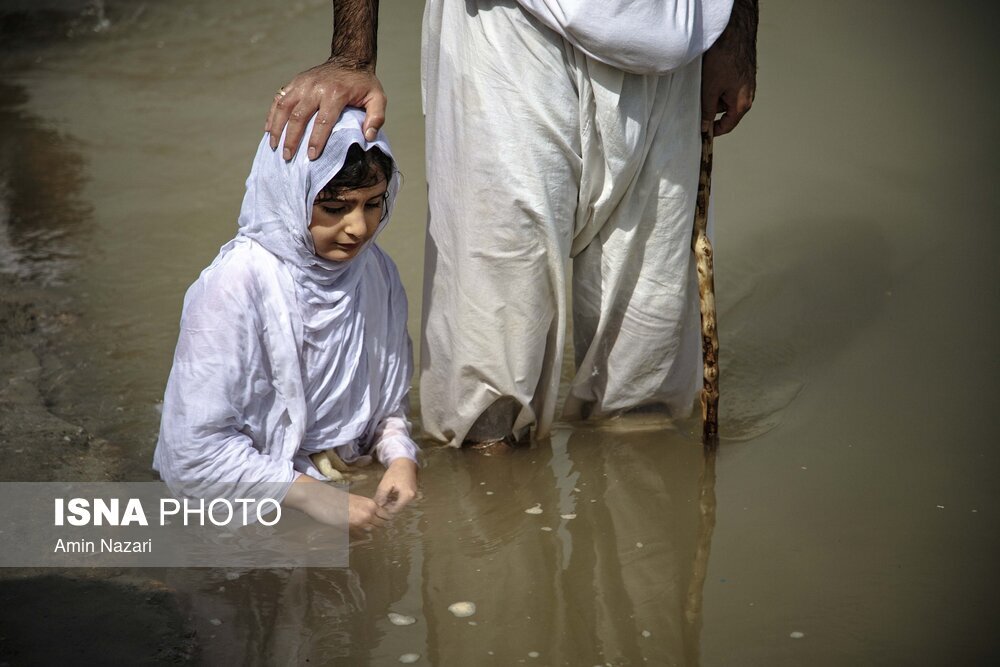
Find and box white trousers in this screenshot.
[420,0,704,446]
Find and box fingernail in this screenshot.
[283,148,291,161]
[308,146,316,160]
[365,128,377,141]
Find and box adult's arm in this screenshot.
[701,0,758,136]
[266,0,384,161]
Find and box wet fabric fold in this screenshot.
[154,109,416,503]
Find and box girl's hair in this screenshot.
[318,143,394,199]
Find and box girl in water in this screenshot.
[154,109,418,532]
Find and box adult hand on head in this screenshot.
[373,458,419,515]
[701,0,758,136]
[266,60,387,162]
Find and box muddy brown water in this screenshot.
[1,0,998,664]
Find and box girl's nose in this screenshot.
[342,208,367,238]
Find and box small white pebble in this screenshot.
[540,526,553,532]
[388,612,416,626]
[448,601,476,617]
[800,466,807,470]
[225,572,240,581]
[217,587,225,592]
[486,491,494,495]
[972,509,978,513]
[399,653,420,663]
[528,651,540,658]
[574,487,581,492]
[488,651,494,656]
[480,482,486,485]
[936,505,945,509]
[525,504,543,515]
[468,621,478,626]
[590,499,597,503]
[209,618,222,626]
[790,631,804,639]
[641,630,651,638]
[561,513,576,520]
[636,542,644,548]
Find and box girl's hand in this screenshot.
[374,458,419,514]
[348,493,390,535]
[284,474,388,534]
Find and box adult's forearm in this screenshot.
[721,0,758,79]
[330,0,379,70]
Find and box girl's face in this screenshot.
[309,178,388,262]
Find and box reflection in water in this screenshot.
[417,428,717,665]
[0,81,90,285]
[162,430,718,666]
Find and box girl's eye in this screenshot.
[365,201,383,210]
[321,205,345,215]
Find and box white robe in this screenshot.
[516,0,733,74]
[420,0,711,446]
[154,109,417,503]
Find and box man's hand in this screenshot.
[266,0,383,160]
[373,458,418,515]
[265,60,386,161]
[701,0,758,136]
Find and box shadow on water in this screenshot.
[0,574,196,664]
[716,217,892,441]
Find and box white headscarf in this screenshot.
[155,109,412,500]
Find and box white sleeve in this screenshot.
[371,407,420,467]
[154,262,296,503]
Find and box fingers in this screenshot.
[349,495,392,537]
[268,90,294,151]
[709,86,754,137]
[362,94,387,143]
[306,100,345,160]
[281,101,313,161]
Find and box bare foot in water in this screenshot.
[464,439,515,456]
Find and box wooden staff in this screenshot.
[692,126,719,447]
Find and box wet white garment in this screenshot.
[154,109,417,503]
[516,0,733,74]
[420,0,706,446]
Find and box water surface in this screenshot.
[1,0,997,664]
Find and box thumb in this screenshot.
[362,96,387,142]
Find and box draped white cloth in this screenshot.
[420,0,709,446]
[154,109,417,503]
[516,0,733,74]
